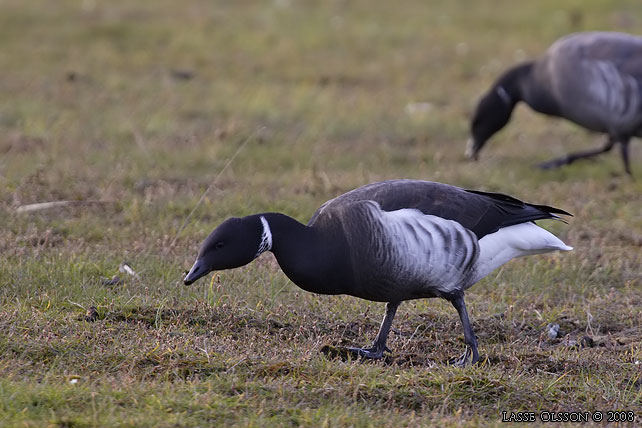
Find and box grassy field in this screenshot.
[1,0,641,426]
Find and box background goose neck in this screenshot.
[496,61,532,106]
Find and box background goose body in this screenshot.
[545,32,642,134]
[184,180,572,365]
[468,31,642,174]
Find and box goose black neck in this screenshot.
[494,62,532,106]
[260,213,353,295]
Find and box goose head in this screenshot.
[184,215,269,285]
[467,86,515,160]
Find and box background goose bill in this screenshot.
[465,138,480,160]
[183,259,210,285]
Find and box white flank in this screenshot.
[377,207,479,294]
[255,216,273,258]
[472,222,572,284]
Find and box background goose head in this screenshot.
[467,62,533,161]
[184,215,268,285]
[466,86,515,160]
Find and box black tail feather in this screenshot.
[464,188,572,238]
[528,203,573,217]
[466,189,573,217]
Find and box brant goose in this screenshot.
[467,31,642,175]
[184,180,572,366]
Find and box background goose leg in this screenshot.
[619,139,632,175]
[537,137,616,170]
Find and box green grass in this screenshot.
[1,0,642,426]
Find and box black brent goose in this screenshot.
[184,180,572,365]
[467,31,642,175]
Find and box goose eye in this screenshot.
[215,241,224,249]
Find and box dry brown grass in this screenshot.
[1,0,641,426]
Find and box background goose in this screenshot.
[467,31,642,175]
[184,180,572,366]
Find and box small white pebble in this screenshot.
[405,102,433,115]
[274,0,291,8]
[513,49,526,62]
[547,323,560,339]
[82,0,96,12]
[331,16,344,29]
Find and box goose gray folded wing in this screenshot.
[309,179,569,239]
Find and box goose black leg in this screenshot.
[619,139,632,175]
[348,301,400,359]
[537,137,615,170]
[447,292,479,367]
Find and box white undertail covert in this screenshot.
[472,222,572,284]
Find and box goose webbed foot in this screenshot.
[448,292,480,368]
[347,301,400,360]
[346,344,391,360]
[448,346,479,367]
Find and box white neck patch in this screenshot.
[496,86,512,106]
[255,216,273,258]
